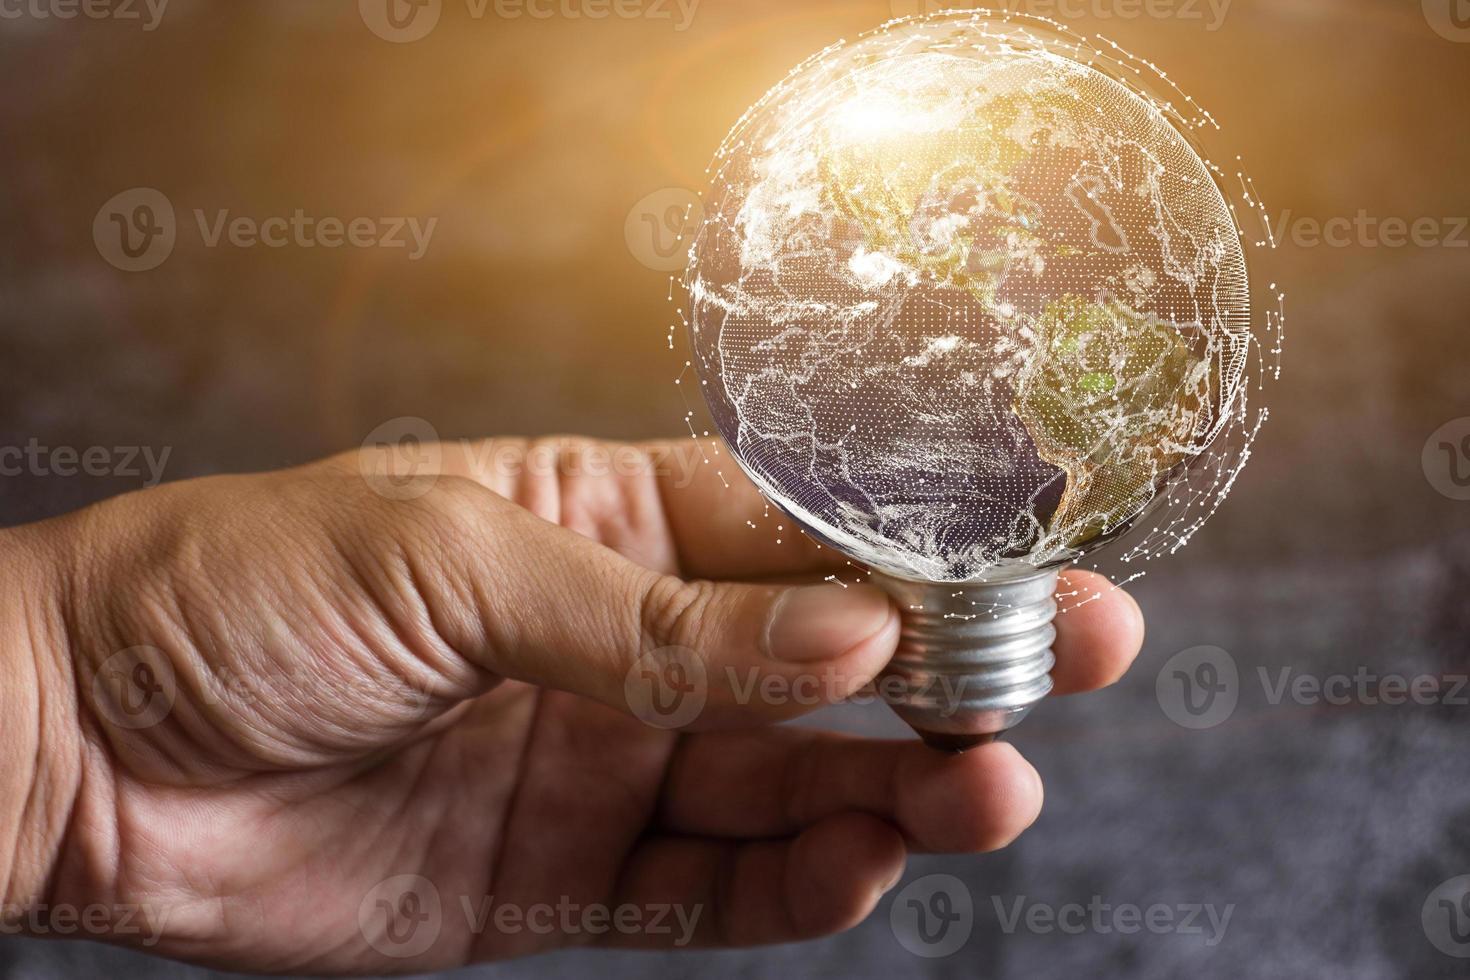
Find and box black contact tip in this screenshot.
[916,730,1004,754]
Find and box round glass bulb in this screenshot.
[687,13,1252,583]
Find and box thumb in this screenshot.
[405,478,900,729]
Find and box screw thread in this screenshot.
[872,568,1059,749]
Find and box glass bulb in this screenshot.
[687,12,1252,582]
[682,11,1271,745]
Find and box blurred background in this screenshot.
[1,0,1468,976]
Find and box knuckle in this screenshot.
[778,740,826,826]
[407,474,494,528]
[513,436,581,514]
[638,574,719,651]
[363,474,501,561]
[452,437,525,497]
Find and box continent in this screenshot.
[687,35,1249,580]
[1014,294,1209,547]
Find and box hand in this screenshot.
[0,437,1144,974]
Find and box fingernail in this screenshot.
[765,584,895,663]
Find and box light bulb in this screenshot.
[682,11,1274,749]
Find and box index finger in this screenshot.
[409,434,846,580]
[643,438,850,580]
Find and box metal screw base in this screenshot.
[871,568,1059,752]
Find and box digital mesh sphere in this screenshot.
[687,14,1252,582]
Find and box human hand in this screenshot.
[0,437,1144,974]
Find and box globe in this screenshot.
[686,13,1253,582]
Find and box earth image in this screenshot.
[687,16,1253,581]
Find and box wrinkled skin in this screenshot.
[0,437,1144,974]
